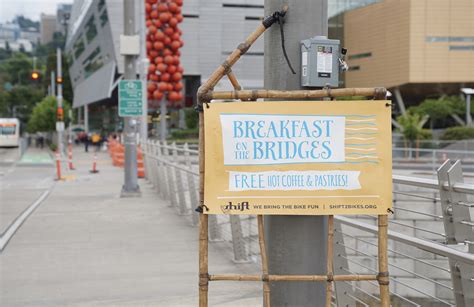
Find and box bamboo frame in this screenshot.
[326,215,335,307]
[196,8,390,307]
[257,215,271,307]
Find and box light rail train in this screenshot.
[0,118,20,147]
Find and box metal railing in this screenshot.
[143,140,474,306]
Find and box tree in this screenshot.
[412,97,453,129]
[410,95,473,129]
[16,15,39,31]
[396,113,429,159]
[27,96,71,133]
[0,85,43,123]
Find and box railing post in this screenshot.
[447,161,474,306]
[438,159,472,306]
[163,142,175,203]
[152,140,160,190]
[184,143,199,226]
[158,141,172,202]
[149,140,158,188]
[155,141,165,197]
[172,142,187,215]
[208,215,221,242]
[143,141,149,181]
[333,220,357,306]
[229,215,249,262]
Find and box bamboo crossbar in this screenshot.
[202,87,387,102]
[226,70,242,91]
[208,274,378,282]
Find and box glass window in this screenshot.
[100,9,109,27]
[0,125,16,135]
[98,0,106,12]
[83,47,104,79]
[449,45,474,51]
[348,52,372,60]
[66,51,74,65]
[85,15,98,43]
[73,34,85,59]
[427,36,474,43]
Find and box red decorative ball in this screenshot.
[171,72,182,82]
[153,41,164,50]
[153,90,163,100]
[169,2,179,13]
[169,18,178,28]
[157,63,167,73]
[167,65,177,74]
[150,10,158,19]
[154,31,165,41]
[174,82,183,91]
[170,40,180,50]
[158,82,168,92]
[161,73,171,82]
[148,63,156,74]
[157,3,168,12]
[164,27,174,36]
[147,82,157,93]
[164,55,174,65]
[148,25,157,34]
[154,56,164,64]
[159,12,171,23]
[152,19,162,28]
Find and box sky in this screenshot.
[0,0,72,23]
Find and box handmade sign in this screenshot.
[204,100,392,215]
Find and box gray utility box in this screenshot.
[301,36,340,88]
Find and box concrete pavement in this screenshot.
[1,146,261,306]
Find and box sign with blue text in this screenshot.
[204,100,392,215]
[118,80,143,117]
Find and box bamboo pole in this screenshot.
[198,112,209,307]
[226,70,242,91]
[208,274,378,282]
[378,215,390,307]
[205,87,386,102]
[197,23,266,102]
[325,215,334,307]
[257,215,271,307]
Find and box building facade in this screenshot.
[40,13,56,44]
[343,0,474,104]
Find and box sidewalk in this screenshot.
[1,146,261,306]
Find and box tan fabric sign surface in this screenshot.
[204,100,392,215]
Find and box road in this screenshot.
[0,147,54,251]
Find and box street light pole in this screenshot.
[139,0,149,144]
[51,71,56,97]
[461,88,474,127]
[121,0,140,197]
[264,0,328,305]
[57,48,64,156]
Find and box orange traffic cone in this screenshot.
[68,141,75,170]
[55,151,62,180]
[90,152,99,174]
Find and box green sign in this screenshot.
[119,80,143,117]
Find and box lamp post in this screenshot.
[461,88,473,127]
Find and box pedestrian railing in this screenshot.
[143,140,474,306]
